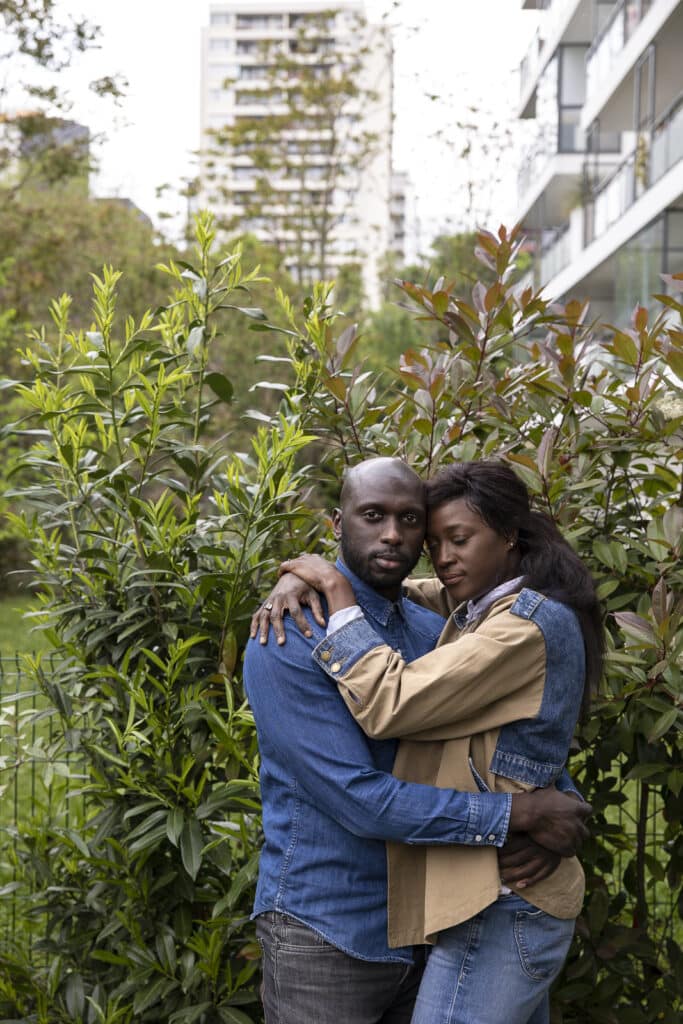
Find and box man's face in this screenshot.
[333,466,426,599]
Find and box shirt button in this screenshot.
[331,662,342,673]
[475,834,482,843]
[488,834,496,842]
[320,651,331,662]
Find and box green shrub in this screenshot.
[2,219,681,1022]
[1,214,325,1022]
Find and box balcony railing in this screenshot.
[587,90,682,241]
[517,126,559,199]
[540,222,573,281]
[520,28,544,97]
[650,92,683,184]
[586,0,653,96]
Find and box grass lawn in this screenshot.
[0,595,49,658]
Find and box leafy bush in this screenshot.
[1,214,324,1022]
[2,219,681,1022]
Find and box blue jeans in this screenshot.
[411,894,575,1024]
[256,912,425,1024]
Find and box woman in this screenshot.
[262,460,603,1024]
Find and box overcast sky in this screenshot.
[45,0,540,250]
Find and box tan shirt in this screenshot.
[326,580,585,947]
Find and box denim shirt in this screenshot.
[243,561,513,963]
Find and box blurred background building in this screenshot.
[515,0,683,321]
[199,0,405,306]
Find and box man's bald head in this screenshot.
[334,457,426,599]
[340,457,424,509]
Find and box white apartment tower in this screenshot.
[515,0,683,322]
[199,0,397,307]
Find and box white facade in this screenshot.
[199,0,396,307]
[516,0,683,322]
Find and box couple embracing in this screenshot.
[245,457,603,1024]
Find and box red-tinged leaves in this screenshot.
[443,310,476,343]
[665,348,683,381]
[564,299,587,327]
[323,374,347,401]
[613,612,657,646]
[607,331,639,365]
[476,228,498,253]
[431,290,450,317]
[474,246,496,270]
[455,299,479,322]
[484,282,504,312]
[659,271,683,292]
[651,576,668,626]
[633,305,648,332]
[414,388,434,414]
[536,427,555,480]
[472,281,487,315]
[336,322,358,361]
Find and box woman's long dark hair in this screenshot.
[426,460,604,699]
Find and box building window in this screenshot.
[209,38,233,52]
[236,14,284,31]
[210,12,232,26]
[557,45,587,153]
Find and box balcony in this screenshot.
[540,222,573,281]
[586,0,653,97]
[588,90,683,241]
[650,92,683,182]
[520,28,544,101]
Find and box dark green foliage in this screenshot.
[1,219,682,1022]
[0,214,324,1022]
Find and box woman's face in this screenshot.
[426,497,519,604]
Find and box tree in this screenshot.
[0,191,176,360]
[0,1,124,195]
[202,7,389,291]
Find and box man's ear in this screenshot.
[332,508,342,539]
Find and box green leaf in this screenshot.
[217,1008,258,1024]
[166,807,185,846]
[179,818,204,880]
[646,707,679,743]
[205,372,234,403]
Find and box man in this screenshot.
[244,457,589,1024]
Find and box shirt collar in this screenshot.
[335,557,405,627]
[455,575,526,629]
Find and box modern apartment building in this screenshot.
[516,0,683,322]
[199,0,398,307]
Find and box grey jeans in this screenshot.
[255,912,425,1024]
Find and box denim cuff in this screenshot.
[312,617,384,677]
[462,792,512,849]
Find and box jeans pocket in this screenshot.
[261,912,334,952]
[513,903,575,981]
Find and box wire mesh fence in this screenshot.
[0,656,679,965]
[0,654,87,951]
